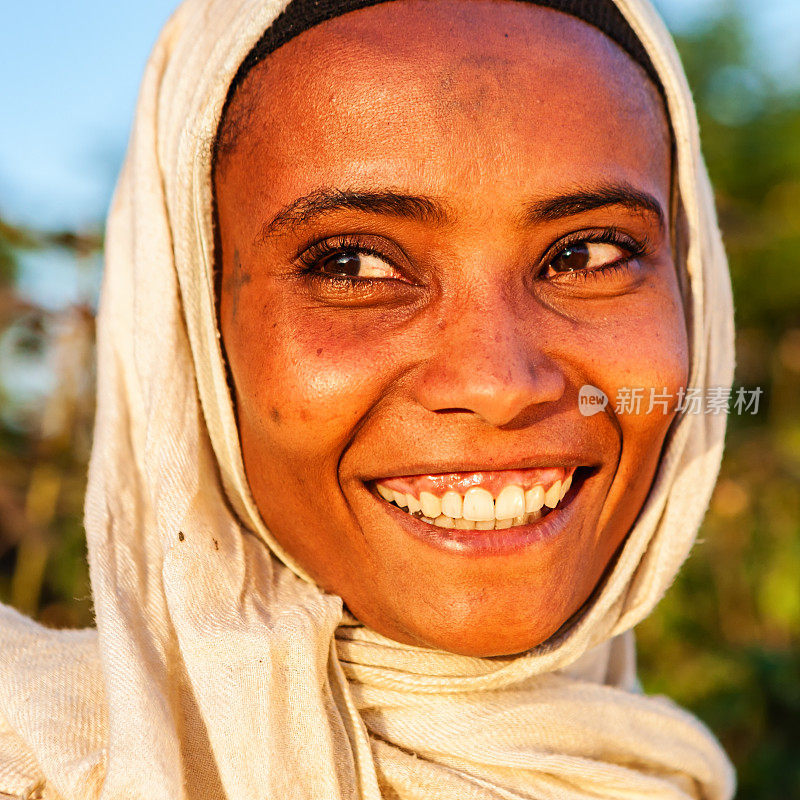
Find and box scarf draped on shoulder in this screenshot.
[0,0,737,797]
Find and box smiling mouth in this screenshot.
[372,466,579,531]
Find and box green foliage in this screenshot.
[0,220,97,628]
[636,11,800,799]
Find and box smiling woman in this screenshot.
[0,0,736,799]
[214,0,687,658]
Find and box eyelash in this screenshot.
[294,229,651,290]
[544,228,651,283]
[296,234,396,290]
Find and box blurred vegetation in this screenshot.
[0,220,98,629]
[635,10,800,800]
[0,6,798,800]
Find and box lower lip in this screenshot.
[371,470,587,558]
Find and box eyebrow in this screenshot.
[520,184,665,229]
[258,188,452,241]
[256,183,665,241]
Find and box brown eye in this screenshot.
[319,251,397,279]
[551,243,589,272]
[549,241,627,274]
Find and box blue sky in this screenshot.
[1,0,798,234]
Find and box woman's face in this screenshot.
[215,0,687,656]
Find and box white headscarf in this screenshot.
[0,1,737,798]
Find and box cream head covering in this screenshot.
[0,0,736,798]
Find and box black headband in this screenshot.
[228,0,663,105]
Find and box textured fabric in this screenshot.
[0,0,737,798]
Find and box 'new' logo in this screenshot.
[578,385,608,416]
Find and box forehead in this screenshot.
[217,0,671,216]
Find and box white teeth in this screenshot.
[441,491,463,519]
[462,487,495,521]
[525,485,545,513]
[544,480,562,509]
[419,491,442,519]
[377,484,395,502]
[376,470,577,530]
[495,485,525,520]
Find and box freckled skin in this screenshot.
[215,0,688,656]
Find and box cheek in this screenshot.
[613,288,688,468]
[225,282,392,465]
[570,278,689,539]
[577,280,689,415]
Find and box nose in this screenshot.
[412,290,566,428]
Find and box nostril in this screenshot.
[434,407,473,415]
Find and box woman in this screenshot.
[0,0,736,798]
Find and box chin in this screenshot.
[348,585,584,658]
